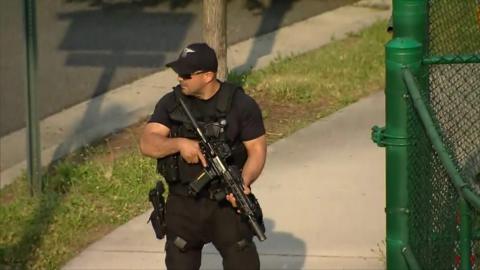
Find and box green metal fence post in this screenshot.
[382,37,423,270]
[392,0,428,47]
[23,0,42,196]
[459,198,472,270]
[378,1,428,269]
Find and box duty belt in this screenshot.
[169,183,226,201]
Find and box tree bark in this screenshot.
[202,0,227,81]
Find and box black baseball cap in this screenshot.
[166,43,218,75]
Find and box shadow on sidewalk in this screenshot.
[258,218,306,270]
[233,0,294,73]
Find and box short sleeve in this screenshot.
[148,93,174,128]
[238,94,265,141]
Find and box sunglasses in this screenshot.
[179,71,206,80]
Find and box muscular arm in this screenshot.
[140,122,207,166]
[140,122,180,158]
[241,135,267,188]
[226,134,266,206]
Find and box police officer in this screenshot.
[140,43,267,270]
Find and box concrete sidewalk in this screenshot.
[63,91,386,270]
[0,1,390,188]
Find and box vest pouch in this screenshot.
[177,157,204,184]
[228,142,248,168]
[156,154,179,183]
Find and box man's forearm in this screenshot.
[241,155,265,187]
[241,135,267,188]
[140,134,183,159]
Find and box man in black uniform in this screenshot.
[140,43,267,270]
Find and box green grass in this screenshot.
[230,20,389,143]
[1,19,390,269]
[0,147,157,269]
[230,22,387,105]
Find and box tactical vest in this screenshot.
[157,82,248,186]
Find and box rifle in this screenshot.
[178,95,267,242]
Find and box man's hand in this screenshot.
[178,138,207,167]
[226,185,251,210]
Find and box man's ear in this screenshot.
[203,72,216,83]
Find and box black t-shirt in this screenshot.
[148,82,265,142]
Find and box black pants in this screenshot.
[164,193,260,270]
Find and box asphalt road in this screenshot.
[0,0,357,136]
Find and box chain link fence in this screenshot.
[407,0,480,268]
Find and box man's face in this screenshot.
[178,71,213,97]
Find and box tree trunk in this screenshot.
[203,0,227,81]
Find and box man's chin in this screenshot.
[180,87,194,96]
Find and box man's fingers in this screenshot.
[194,141,207,167]
[198,152,207,167]
[226,193,237,208]
[187,155,198,164]
[184,151,206,166]
[243,185,251,195]
[226,194,235,202]
[226,194,242,214]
